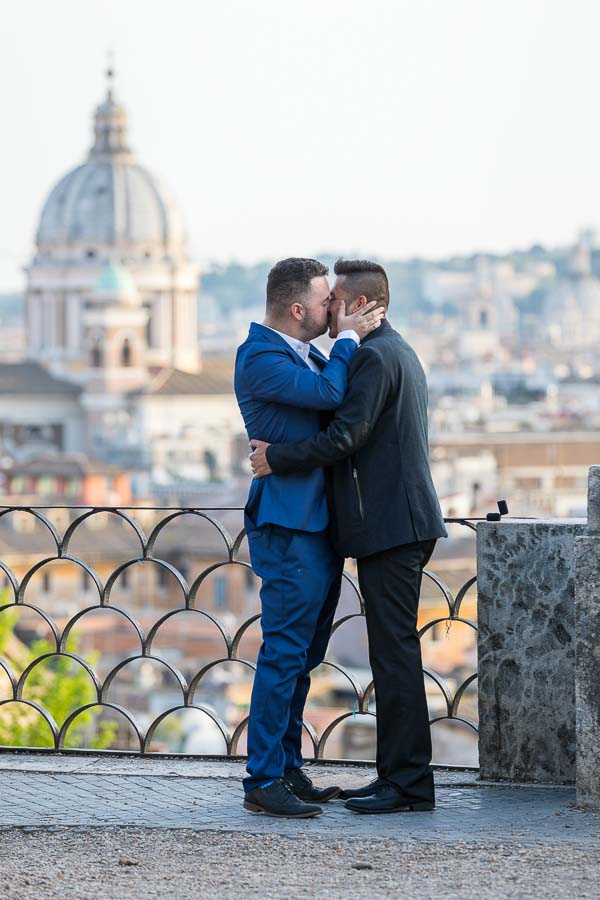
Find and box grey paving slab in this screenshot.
[0,752,477,785]
[0,761,599,846]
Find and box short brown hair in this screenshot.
[266,257,329,315]
[334,258,389,308]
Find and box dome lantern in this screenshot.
[89,65,132,160]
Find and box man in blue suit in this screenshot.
[234,257,383,818]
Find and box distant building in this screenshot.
[543,234,600,350]
[432,431,600,517]
[0,70,245,489]
[421,254,555,360]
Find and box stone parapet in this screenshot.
[477,518,585,783]
[575,465,600,810]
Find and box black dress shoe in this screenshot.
[244,778,323,818]
[285,767,341,803]
[339,776,385,800]
[344,783,435,814]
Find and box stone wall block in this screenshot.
[575,465,600,810]
[587,465,600,533]
[477,520,583,783]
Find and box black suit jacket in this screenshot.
[266,320,447,558]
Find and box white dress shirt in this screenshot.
[261,325,360,373]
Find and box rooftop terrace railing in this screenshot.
[0,506,478,768]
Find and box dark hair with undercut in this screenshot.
[266,257,329,315]
[334,258,389,309]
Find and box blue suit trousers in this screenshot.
[243,524,343,792]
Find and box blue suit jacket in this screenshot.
[234,322,357,532]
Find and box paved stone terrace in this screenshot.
[0,753,598,842]
[1,754,600,898]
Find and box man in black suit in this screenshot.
[249,259,447,814]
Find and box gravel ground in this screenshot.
[1,828,599,899]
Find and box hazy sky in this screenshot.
[0,0,596,289]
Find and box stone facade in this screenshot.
[477,518,585,783]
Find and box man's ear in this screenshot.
[350,295,368,313]
[290,302,304,321]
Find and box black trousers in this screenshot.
[357,538,437,804]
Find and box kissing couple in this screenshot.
[234,257,446,818]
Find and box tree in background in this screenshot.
[0,598,117,749]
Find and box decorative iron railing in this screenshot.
[0,506,478,767]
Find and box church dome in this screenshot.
[35,74,186,252]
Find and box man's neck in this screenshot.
[361,317,392,343]
[263,318,306,343]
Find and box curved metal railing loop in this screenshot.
[17,555,104,606]
[61,508,148,558]
[417,615,478,640]
[451,672,478,717]
[187,560,253,611]
[143,703,232,754]
[101,654,189,704]
[315,659,364,710]
[0,561,19,602]
[145,510,234,561]
[316,709,377,759]
[429,713,479,734]
[329,611,365,638]
[301,718,319,759]
[340,570,364,613]
[59,604,145,655]
[187,657,257,707]
[145,607,231,659]
[16,651,102,703]
[0,656,17,696]
[422,568,455,612]
[0,600,60,652]
[102,557,188,607]
[423,667,455,718]
[0,506,62,556]
[230,714,249,755]
[231,527,248,560]
[0,697,60,746]
[452,575,478,618]
[58,701,145,751]
[230,613,262,659]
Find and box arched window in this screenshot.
[91,340,103,367]
[121,338,132,367]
